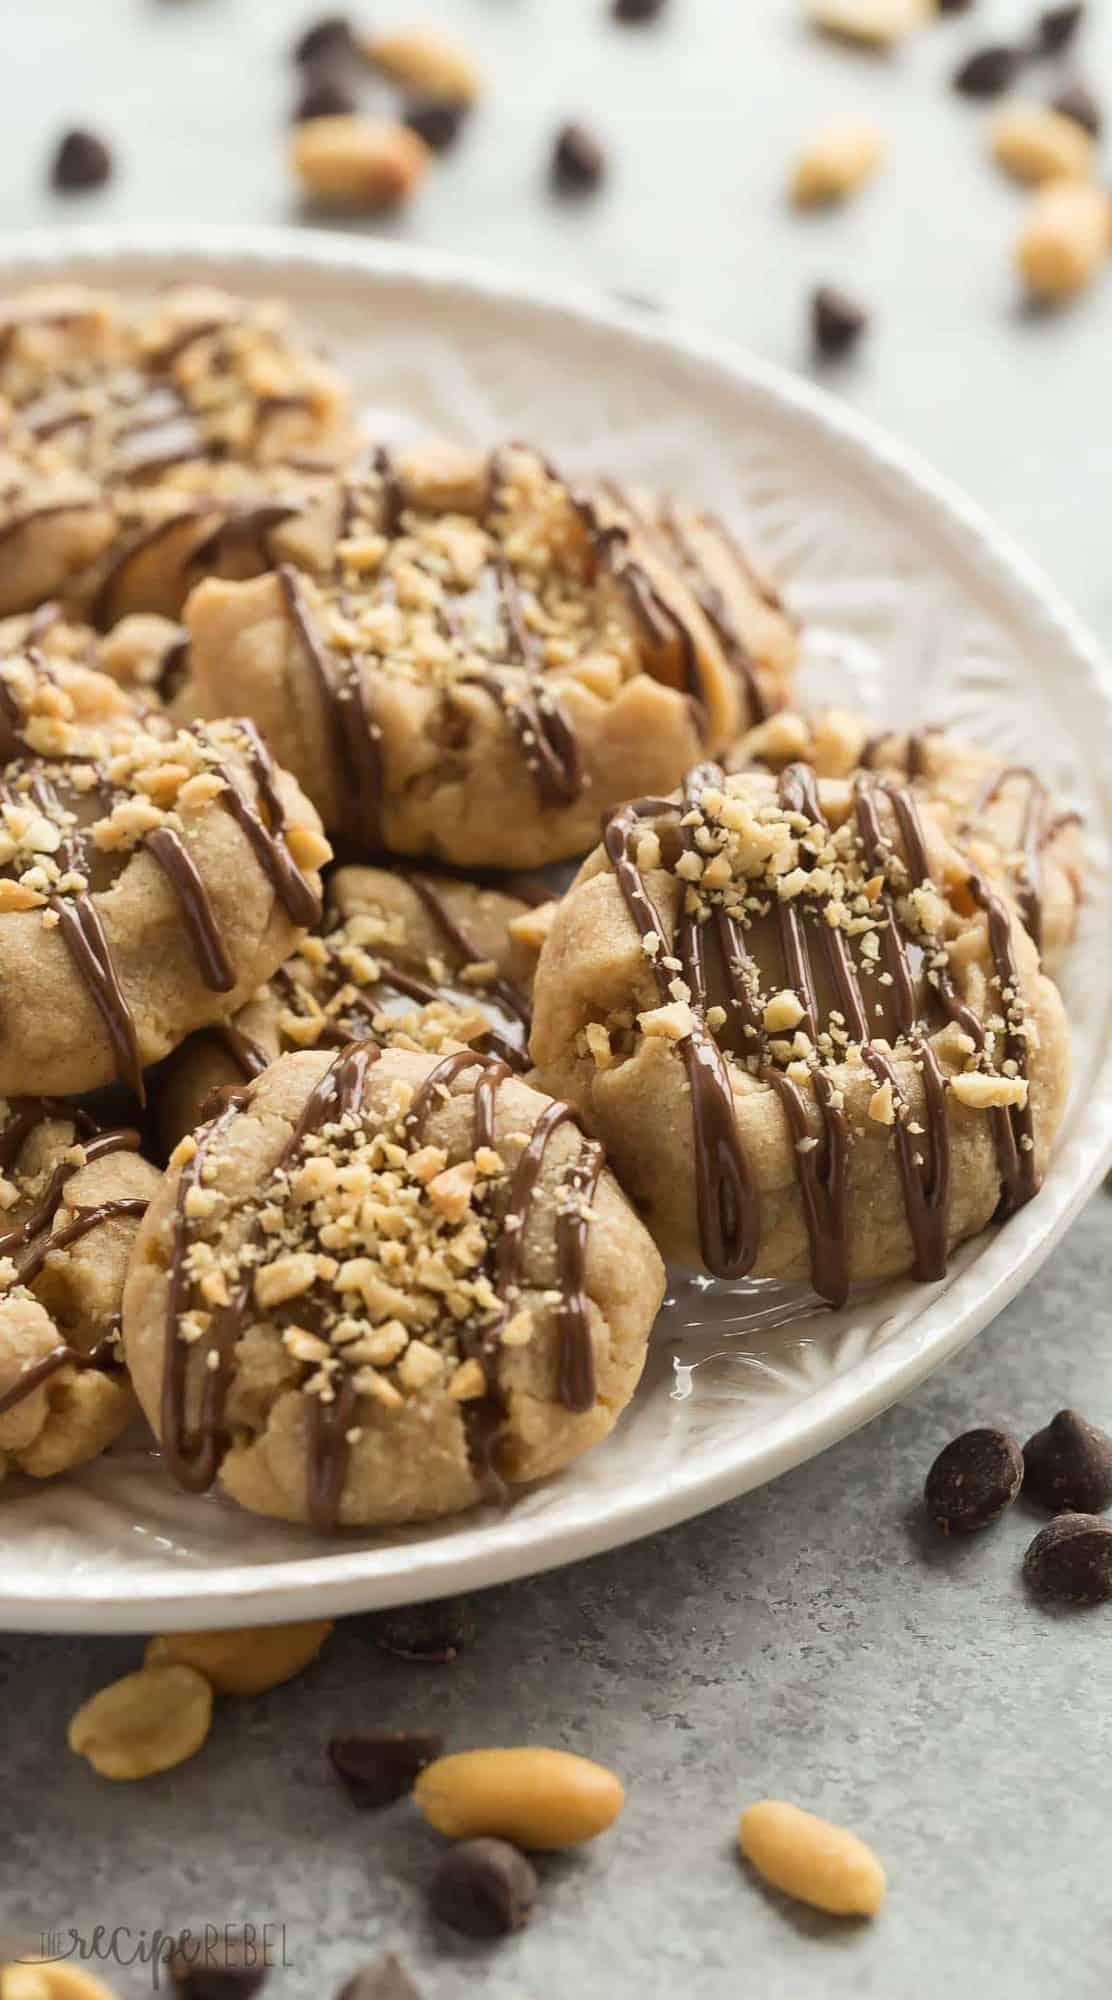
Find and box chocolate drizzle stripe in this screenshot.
[204,716,322,928]
[658,500,769,723]
[16,1196,150,1285]
[277,563,385,851]
[0,1328,123,1420]
[144,825,235,991]
[604,779,760,1280]
[884,784,1037,1219]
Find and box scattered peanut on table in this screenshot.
[806,0,929,48]
[363,25,484,104]
[739,1799,887,1917]
[0,1965,122,2000]
[413,1747,625,1850]
[991,102,1093,186]
[144,1618,334,1694]
[67,1664,213,1781]
[291,116,430,209]
[790,120,884,208]
[1016,180,1111,301]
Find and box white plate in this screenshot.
[2,226,1110,1633]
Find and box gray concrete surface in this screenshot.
[2,2,1111,1994]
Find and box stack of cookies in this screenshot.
[0,284,1077,1533]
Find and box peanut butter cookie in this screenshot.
[529,761,1071,1299]
[0,1097,159,1484]
[177,442,797,867]
[124,1043,665,1528]
[0,284,350,619]
[0,705,329,1098]
[731,708,1084,973]
[156,863,550,1151]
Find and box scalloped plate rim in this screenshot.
[0,224,1109,1632]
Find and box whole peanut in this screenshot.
[364,26,483,104]
[67,1664,213,1781]
[413,1747,624,1850]
[1,1966,122,2000]
[144,1618,334,1694]
[992,103,1093,185]
[291,117,429,210]
[739,1799,887,1916]
[790,121,884,208]
[1017,181,1110,300]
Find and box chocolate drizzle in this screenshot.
[0,1105,150,1419]
[160,1042,605,1528]
[0,718,319,1099]
[0,1327,124,1420]
[600,760,1039,1304]
[277,562,385,850]
[200,869,534,1090]
[861,732,1081,960]
[604,776,759,1281]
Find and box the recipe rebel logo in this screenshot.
[5,1922,292,1988]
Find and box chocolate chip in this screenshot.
[293,71,358,122]
[402,96,469,152]
[924,1426,1024,1533]
[936,0,976,11]
[612,0,669,20]
[551,123,606,192]
[293,14,355,68]
[1036,4,1085,55]
[430,1838,537,1939]
[168,1930,269,1999]
[368,1596,472,1662]
[336,1958,421,2000]
[50,128,113,193]
[952,44,1026,97]
[1050,81,1102,136]
[329,1729,443,1808]
[811,285,869,358]
[1022,1409,1112,1514]
[1024,1512,1112,1605]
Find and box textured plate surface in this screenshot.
[1,226,1110,1632]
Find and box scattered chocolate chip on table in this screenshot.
[924,1427,1025,1533]
[1023,1513,1112,1605]
[429,1836,538,1938]
[329,1730,445,1808]
[50,126,113,191]
[1023,1410,1112,1514]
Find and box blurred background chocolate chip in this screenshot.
[612,0,670,22]
[429,1837,538,1939]
[402,96,469,153]
[336,1957,422,2000]
[168,1928,270,2000]
[329,1729,443,1807]
[294,72,358,122]
[50,127,113,192]
[1050,81,1102,136]
[368,1596,472,1661]
[811,284,869,358]
[952,45,1026,97]
[1022,1409,1112,1514]
[924,1427,1024,1533]
[293,14,356,69]
[552,122,607,191]
[1036,5,1085,56]
[1023,1512,1112,1604]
